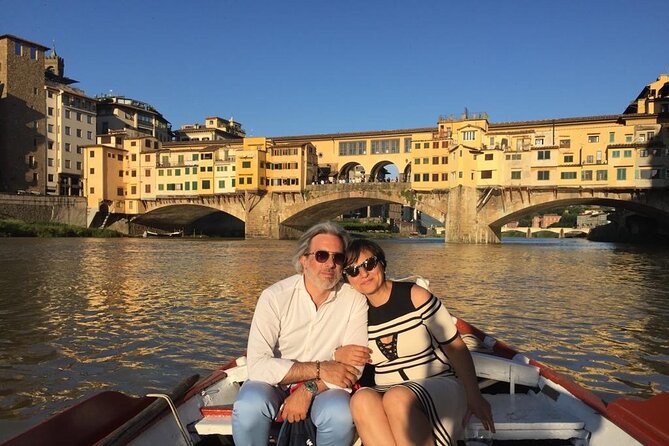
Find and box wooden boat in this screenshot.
[2,317,668,446]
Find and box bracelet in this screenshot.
[315,360,320,380]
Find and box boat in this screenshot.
[142,230,184,238]
[2,317,668,446]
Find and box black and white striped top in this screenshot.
[368,281,458,386]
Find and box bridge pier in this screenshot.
[444,186,501,244]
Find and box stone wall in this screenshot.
[0,193,87,226]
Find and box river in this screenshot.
[0,237,668,440]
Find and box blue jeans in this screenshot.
[232,380,355,446]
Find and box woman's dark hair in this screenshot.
[344,238,387,282]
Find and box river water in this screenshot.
[1,237,668,440]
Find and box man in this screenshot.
[232,222,368,446]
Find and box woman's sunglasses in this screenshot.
[343,256,379,278]
[305,250,346,266]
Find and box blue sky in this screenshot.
[5,0,668,136]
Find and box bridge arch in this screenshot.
[135,201,246,235]
[485,190,669,234]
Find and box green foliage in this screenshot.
[339,220,391,232]
[0,219,123,238]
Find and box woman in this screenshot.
[336,239,494,446]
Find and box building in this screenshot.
[44,49,96,195]
[174,116,246,141]
[96,95,171,142]
[83,74,669,223]
[0,34,49,193]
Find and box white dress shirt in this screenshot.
[246,274,368,386]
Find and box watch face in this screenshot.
[305,380,318,394]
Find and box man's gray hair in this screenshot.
[292,221,351,273]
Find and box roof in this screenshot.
[0,34,49,50]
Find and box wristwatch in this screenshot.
[304,380,318,396]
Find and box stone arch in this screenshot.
[369,160,401,182]
[338,161,365,183]
[487,196,669,233]
[136,203,246,233]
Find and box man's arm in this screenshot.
[246,290,294,385]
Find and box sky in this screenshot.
[4,0,669,137]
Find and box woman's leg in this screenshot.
[350,388,397,446]
[383,386,434,446]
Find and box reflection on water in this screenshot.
[0,237,668,439]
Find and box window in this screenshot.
[89,187,95,194]
[441,156,448,164]
[563,155,573,163]
[481,170,493,179]
[145,185,151,193]
[609,132,615,143]
[414,173,420,182]
[484,153,493,161]
[65,126,71,135]
[175,169,181,176]
[535,137,544,146]
[582,170,593,181]
[624,150,632,158]
[76,161,82,170]
[119,170,124,177]
[338,141,367,156]
[511,171,521,180]
[422,173,429,181]
[432,174,439,181]
[462,130,476,141]
[131,154,137,162]
[616,168,627,181]
[158,184,164,191]
[596,170,608,181]
[65,110,71,119]
[441,173,448,181]
[537,150,551,160]
[639,149,649,158]
[47,158,54,167]
[611,150,620,158]
[432,157,439,164]
[130,186,137,195]
[625,134,633,143]
[559,139,571,148]
[89,168,95,174]
[131,170,137,177]
[65,143,71,152]
[371,139,400,154]
[47,124,54,133]
[588,135,600,143]
[65,160,71,168]
[415,143,421,150]
[89,150,95,157]
[30,47,37,60]
[219,180,225,188]
[537,171,550,180]
[47,107,54,116]
[14,42,22,56]
[87,131,92,140]
[560,172,577,180]
[423,142,430,148]
[239,177,245,185]
[242,161,251,168]
[414,158,421,165]
[145,169,151,177]
[404,138,412,153]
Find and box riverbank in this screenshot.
[0,218,123,237]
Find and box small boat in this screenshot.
[142,230,184,238]
[2,317,668,446]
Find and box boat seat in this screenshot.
[471,352,540,393]
[470,393,587,442]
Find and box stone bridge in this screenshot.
[0,193,87,226]
[130,183,669,243]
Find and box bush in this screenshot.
[0,219,123,237]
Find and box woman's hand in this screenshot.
[334,344,372,366]
[463,392,495,433]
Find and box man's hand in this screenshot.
[319,360,359,388]
[334,345,372,367]
[279,387,312,423]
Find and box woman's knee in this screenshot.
[350,389,381,417]
[382,387,419,415]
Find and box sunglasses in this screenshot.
[305,250,346,266]
[343,256,379,278]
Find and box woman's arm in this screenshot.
[441,337,495,432]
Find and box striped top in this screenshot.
[368,281,458,386]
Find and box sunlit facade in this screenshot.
[83,74,669,217]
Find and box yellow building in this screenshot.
[83,74,669,222]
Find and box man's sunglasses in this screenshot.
[343,256,379,278]
[305,250,346,266]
